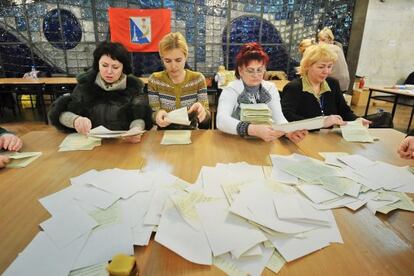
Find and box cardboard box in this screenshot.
[351,88,370,106]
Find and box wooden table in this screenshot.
[0,128,413,275]
[365,86,414,132]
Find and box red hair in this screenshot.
[235,42,269,78]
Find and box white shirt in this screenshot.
[216,79,288,135]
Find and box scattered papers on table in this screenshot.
[340,119,376,142]
[59,133,101,151]
[2,151,42,168]
[166,107,191,125]
[272,116,324,132]
[88,125,145,139]
[161,130,192,145]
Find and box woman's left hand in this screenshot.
[360,118,372,128]
[285,129,308,143]
[122,127,143,143]
[188,102,206,122]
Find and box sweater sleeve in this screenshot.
[147,74,161,122]
[216,87,241,135]
[0,127,11,136]
[281,81,308,122]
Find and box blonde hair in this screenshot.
[318,27,335,43]
[298,38,316,55]
[159,32,188,58]
[298,44,338,76]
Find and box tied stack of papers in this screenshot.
[240,103,273,124]
[340,119,376,143]
[59,133,101,152]
[273,116,324,132]
[88,126,145,139]
[166,107,191,125]
[161,130,192,145]
[2,151,42,168]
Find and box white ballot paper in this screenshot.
[273,116,324,132]
[88,125,144,138]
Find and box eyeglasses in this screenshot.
[244,67,266,75]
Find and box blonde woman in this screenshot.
[318,27,350,92]
[281,44,370,128]
[148,32,210,129]
[298,38,315,55]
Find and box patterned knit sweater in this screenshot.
[148,69,210,122]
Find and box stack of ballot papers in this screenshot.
[166,107,191,125]
[59,133,101,151]
[240,103,273,124]
[2,151,42,168]
[340,119,376,142]
[88,126,145,138]
[161,130,192,145]
[272,116,324,132]
[5,157,414,276]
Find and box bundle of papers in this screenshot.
[340,119,376,143]
[59,133,101,151]
[240,103,273,124]
[166,107,191,125]
[272,116,324,132]
[161,130,192,145]
[2,151,42,168]
[88,126,145,139]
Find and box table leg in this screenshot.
[390,95,398,120]
[407,104,414,133]
[364,89,373,116]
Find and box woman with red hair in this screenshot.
[216,42,307,142]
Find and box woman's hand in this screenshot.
[122,127,143,143]
[0,155,10,168]
[248,124,285,142]
[398,136,414,159]
[286,129,308,143]
[155,110,171,127]
[360,118,372,128]
[74,116,92,135]
[188,102,206,122]
[0,134,23,151]
[323,115,345,128]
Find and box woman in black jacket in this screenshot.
[48,42,153,143]
[281,44,370,128]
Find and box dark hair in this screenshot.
[92,42,132,74]
[235,42,269,78]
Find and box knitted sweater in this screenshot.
[148,69,210,123]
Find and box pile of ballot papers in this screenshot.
[240,103,273,125]
[4,154,414,276]
[59,133,101,152]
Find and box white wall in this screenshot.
[357,0,414,86]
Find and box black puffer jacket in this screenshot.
[48,70,153,132]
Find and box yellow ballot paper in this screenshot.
[166,107,191,125]
[59,133,101,151]
[3,151,42,168]
[161,130,192,145]
[340,119,375,143]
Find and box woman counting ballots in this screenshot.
[216,42,307,142]
[48,42,153,143]
[281,44,370,128]
[148,32,211,129]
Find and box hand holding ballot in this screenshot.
[74,116,92,135]
[88,126,145,143]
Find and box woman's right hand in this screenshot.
[74,116,92,135]
[155,110,171,128]
[323,115,345,128]
[248,124,285,142]
[0,155,10,168]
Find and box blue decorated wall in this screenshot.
[0,0,355,78]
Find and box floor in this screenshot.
[0,100,412,137]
